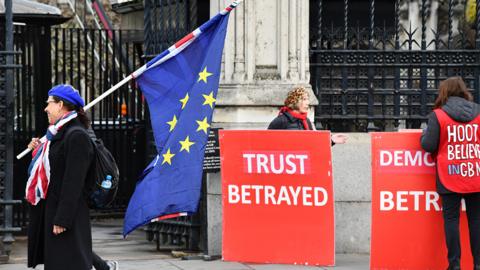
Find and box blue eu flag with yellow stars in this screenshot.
[123,6,235,236]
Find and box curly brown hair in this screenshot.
[284,87,309,110]
[434,76,473,109]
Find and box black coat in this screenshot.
[421,96,480,194]
[28,118,94,270]
[267,111,314,130]
[267,111,337,145]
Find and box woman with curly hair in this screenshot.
[268,86,347,144]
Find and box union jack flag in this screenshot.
[25,112,78,205]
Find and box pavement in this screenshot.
[0,219,370,270]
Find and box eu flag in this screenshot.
[123,6,234,236]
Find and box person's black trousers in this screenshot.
[92,251,109,270]
[441,192,480,269]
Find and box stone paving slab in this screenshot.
[0,219,370,270]
[169,260,253,270]
[0,254,370,270]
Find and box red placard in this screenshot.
[371,132,472,270]
[220,130,334,266]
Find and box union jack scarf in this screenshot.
[25,111,78,205]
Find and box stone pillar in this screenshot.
[205,0,315,256]
[210,0,316,130]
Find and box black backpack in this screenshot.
[66,126,119,209]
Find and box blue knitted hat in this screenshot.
[48,84,85,108]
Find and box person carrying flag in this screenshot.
[26,84,95,270]
[11,1,243,239]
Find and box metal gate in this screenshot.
[12,25,147,229]
[143,0,209,58]
[50,27,147,212]
[0,0,22,260]
[309,0,480,131]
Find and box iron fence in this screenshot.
[310,0,480,131]
[50,28,147,213]
[0,49,22,263]
[0,0,22,261]
[12,25,146,230]
[144,0,210,57]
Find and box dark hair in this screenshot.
[434,76,473,109]
[52,96,90,128]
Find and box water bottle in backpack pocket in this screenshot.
[89,138,119,209]
[90,174,116,209]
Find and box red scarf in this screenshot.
[279,107,310,130]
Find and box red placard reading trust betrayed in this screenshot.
[219,130,334,266]
[371,132,472,270]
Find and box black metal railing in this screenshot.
[310,0,480,131]
[50,27,147,212]
[11,26,147,229]
[145,215,202,251]
[0,0,22,260]
[11,24,41,230]
[144,0,210,57]
[0,50,22,263]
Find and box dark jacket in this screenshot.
[28,118,94,270]
[267,111,314,130]
[268,111,337,145]
[421,96,480,194]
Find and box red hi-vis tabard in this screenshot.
[435,108,480,193]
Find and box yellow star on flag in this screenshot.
[196,117,210,134]
[202,91,216,108]
[198,67,212,83]
[179,136,195,153]
[180,93,189,109]
[167,115,177,132]
[161,148,175,165]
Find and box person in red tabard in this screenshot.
[421,76,480,270]
[268,86,347,145]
